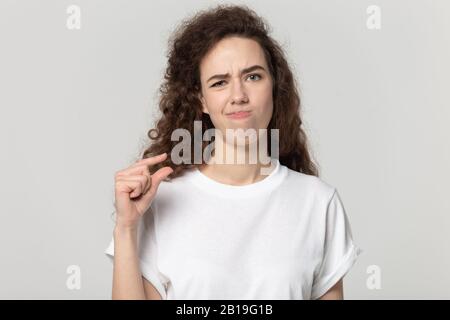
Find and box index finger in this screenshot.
[132,152,169,168]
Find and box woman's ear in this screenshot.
[198,92,209,114]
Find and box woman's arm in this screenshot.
[111,153,173,299]
[112,226,149,300]
[143,277,163,299]
[317,279,344,300]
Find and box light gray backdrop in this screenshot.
[0,0,449,299]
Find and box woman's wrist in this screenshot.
[113,224,138,237]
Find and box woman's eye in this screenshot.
[247,73,262,81]
[211,80,225,87]
[211,74,261,88]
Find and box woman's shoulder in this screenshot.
[282,166,336,201]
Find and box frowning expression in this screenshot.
[198,36,274,138]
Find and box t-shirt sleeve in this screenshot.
[310,189,362,300]
[104,209,168,300]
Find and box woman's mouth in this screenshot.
[227,111,251,119]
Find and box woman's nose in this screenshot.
[230,80,249,104]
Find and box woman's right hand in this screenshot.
[113,152,173,230]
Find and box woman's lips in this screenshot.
[227,111,251,119]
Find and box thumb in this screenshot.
[148,166,174,195]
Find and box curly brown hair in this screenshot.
[140,4,319,179]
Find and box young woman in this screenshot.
[105,4,361,300]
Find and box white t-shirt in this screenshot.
[105,158,361,300]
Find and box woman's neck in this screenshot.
[198,138,274,186]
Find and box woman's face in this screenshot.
[198,36,274,142]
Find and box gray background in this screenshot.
[0,0,449,299]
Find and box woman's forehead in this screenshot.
[200,37,268,76]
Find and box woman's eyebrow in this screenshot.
[206,65,266,83]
